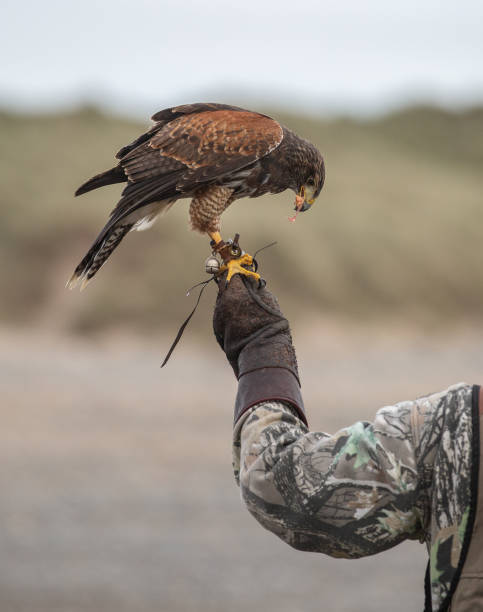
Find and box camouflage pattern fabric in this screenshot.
[233,383,476,611]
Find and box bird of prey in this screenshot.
[67,102,325,289]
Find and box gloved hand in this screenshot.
[213,274,306,426]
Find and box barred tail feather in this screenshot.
[66,223,133,290]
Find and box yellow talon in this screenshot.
[220,253,261,284]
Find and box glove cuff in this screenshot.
[234,367,307,426]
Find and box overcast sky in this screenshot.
[2,0,483,117]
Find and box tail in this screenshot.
[66,222,133,290]
[75,165,126,196]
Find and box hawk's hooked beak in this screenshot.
[297,200,312,212]
[294,186,314,212]
[289,186,314,222]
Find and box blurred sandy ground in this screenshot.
[2,320,483,612]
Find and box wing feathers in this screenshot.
[122,146,184,182]
[150,102,245,123]
[103,173,182,233]
[115,124,159,160]
[149,110,283,172]
[75,165,126,196]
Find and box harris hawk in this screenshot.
[68,103,325,289]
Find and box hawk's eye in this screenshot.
[306,177,315,186]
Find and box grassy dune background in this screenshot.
[1,105,482,334]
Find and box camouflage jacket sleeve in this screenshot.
[232,383,477,610]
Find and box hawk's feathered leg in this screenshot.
[189,186,261,284]
[189,185,234,235]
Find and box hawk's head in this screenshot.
[294,144,325,213]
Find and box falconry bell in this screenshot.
[205,256,221,275]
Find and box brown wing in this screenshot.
[115,103,246,160]
[147,109,283,189]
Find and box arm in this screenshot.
[213,274,475,573]
[233,398,424,558]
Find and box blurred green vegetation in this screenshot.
[1,104,482,334]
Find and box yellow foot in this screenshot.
[220,253,261,284]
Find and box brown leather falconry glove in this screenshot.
[213,274,307,426]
